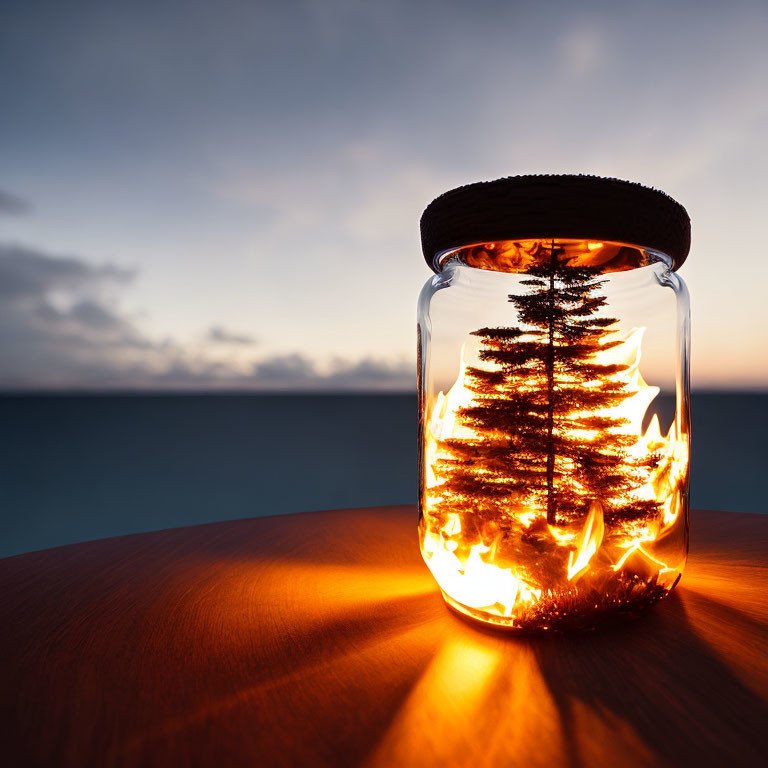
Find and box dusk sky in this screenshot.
[1,0,766,390]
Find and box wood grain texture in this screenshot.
[0,507,766,768]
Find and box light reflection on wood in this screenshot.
[0,506,765,767]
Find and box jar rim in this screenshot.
[434,238,673,275]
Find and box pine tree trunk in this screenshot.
[546,245,557,525]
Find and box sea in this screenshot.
[0,393,765,559]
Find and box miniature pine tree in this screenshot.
[435,242,658,536]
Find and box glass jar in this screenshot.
[417,175,690,631]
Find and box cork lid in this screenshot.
[420,175,691,272]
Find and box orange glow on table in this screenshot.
[0,506,765,767]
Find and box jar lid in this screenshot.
[420,174,691,272]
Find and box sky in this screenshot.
[0,0,766,390]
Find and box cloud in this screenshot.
[0,240,414,390]
[207,325,256,345]
[0,243,134,300]
[325,357,414,388]
[0,190,30,215]
[0,242,149,386]
[251,353,315,382]
[69,299,128,331]
[248,354,413,390]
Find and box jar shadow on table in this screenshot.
[528,594,766,766]
[361,587,768,768]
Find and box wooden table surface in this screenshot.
[1,506,766,768]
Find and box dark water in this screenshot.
[0,393,765,559]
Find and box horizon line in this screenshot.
[0,387,766,397]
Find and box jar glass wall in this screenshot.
[418,238,690,630]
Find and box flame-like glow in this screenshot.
[611,541,676,574]
[422,525,542,617]
[567,501,605,582]
[421,324,689,628]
